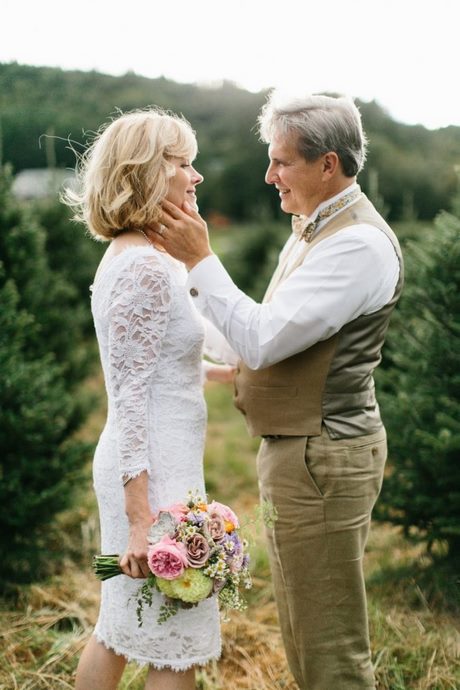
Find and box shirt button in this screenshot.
[189,287,199,297]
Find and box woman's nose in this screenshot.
[192,167,204,185]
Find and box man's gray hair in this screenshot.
[258,91,368,177]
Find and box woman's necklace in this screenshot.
[136,228,152,245]
[136,228,166,252]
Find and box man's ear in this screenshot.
[322,152,340,179]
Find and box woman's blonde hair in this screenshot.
[63,107,198,240]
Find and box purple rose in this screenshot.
[185,533,210,568]
[223,532,241,556]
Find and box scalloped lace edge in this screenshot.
[120,465,152,484]
[93,630,222,671]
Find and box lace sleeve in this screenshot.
[107,254,171,481]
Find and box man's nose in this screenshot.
[265,163,277,185]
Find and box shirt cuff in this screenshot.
[186,254,236,308]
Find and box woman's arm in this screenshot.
[119,471,152,578]
[107,254,172,577]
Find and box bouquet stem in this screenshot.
[93,555,122,580]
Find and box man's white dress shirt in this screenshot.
[194,184,400,371]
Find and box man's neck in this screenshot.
[303,179,357,219]
[318,177,356,206]
[320,179,357,208]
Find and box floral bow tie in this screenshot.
[292,188,362,242]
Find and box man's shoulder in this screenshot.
[316,222,395,250]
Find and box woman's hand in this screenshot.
[148,200,214,270]
[119,518,152,579]
[205,363,236,384]
[119,470,153,578]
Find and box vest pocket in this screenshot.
[248,385,298,399]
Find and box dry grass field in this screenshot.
[1,381,459,689]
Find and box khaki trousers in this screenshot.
[257,426,387,690]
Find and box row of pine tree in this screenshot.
[0,163,459,587]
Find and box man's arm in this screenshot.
[151,202,399,370]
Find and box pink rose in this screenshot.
[208,512,226,543]
[208,501,239,529]
[147,535,188,580]
[159,503,189,522]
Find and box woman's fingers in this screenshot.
[139,560,151,578]
[206,365,236,384]
[129,560,143,578]
[118,553,149,579]
[118,553,131,576]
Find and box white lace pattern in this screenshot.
[90,246,221,669]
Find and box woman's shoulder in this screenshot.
[93,244,173,291]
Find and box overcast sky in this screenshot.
[2,0,459,129]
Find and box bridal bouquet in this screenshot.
[93,492,252,625]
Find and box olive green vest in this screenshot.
[233,194,404,439]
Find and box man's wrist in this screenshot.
[186,251,214,272]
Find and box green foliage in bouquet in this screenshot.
[375,198,460,562]
[0,166,94,584]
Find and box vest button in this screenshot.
[189,287,199,297]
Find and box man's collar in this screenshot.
[291,183,361,242]
[312,182,359,223]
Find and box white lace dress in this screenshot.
[90,245,221,669]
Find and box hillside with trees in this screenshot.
[2,61,460,221]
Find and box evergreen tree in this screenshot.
[2,62,460,221]
[0,189,96,388]
[222,221,286,301]
[33,198,104,338]
[0,166,93,584]
[375,208,460,561]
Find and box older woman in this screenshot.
[64,109,222,690]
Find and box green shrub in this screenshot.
[376,208,460,561]
[0,167,93,584]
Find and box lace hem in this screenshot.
[93,630,222,671]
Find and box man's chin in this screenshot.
[280,198,296,215]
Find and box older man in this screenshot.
[151,92,403,690]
